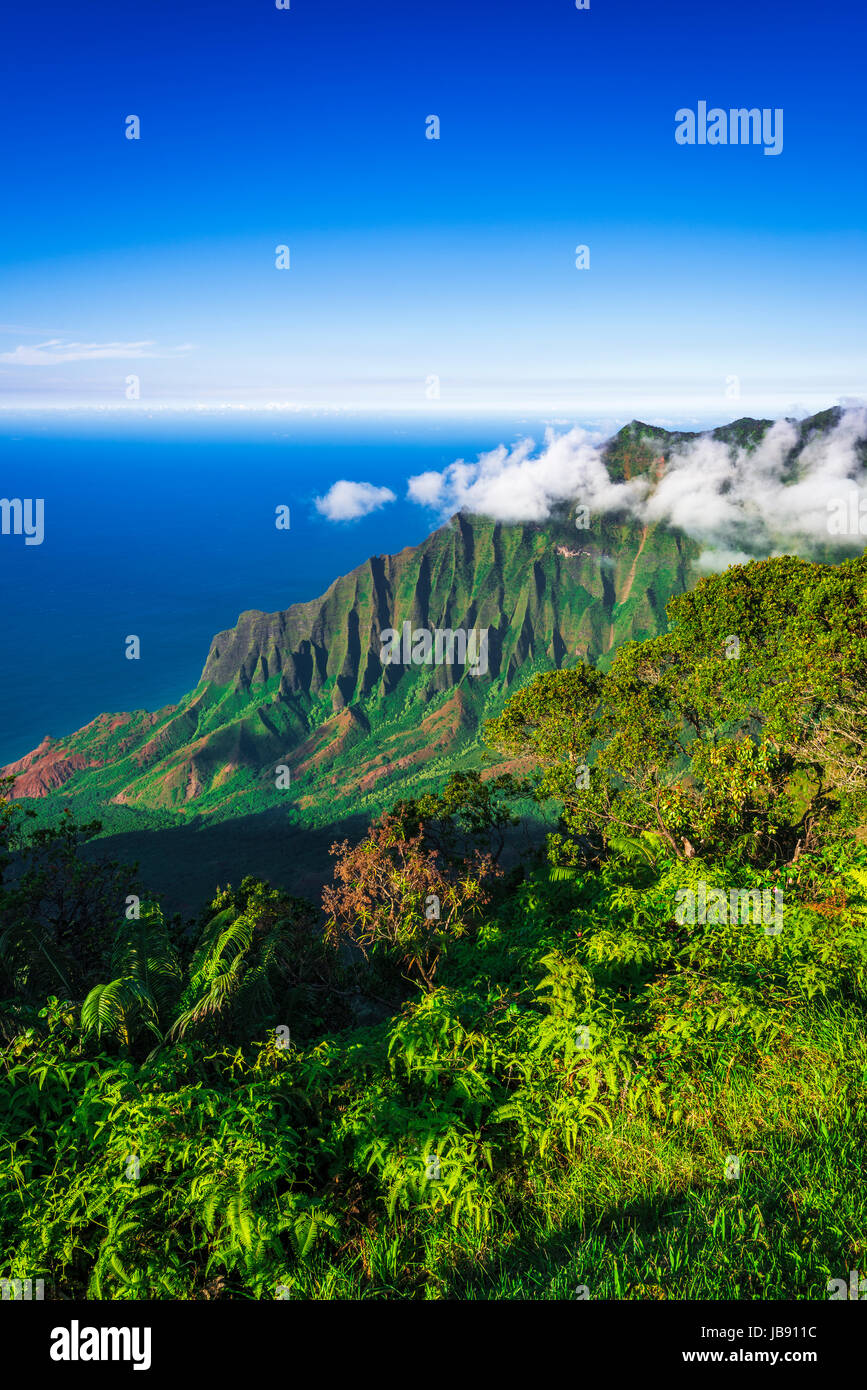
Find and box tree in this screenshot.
[390,769,529,863]
[485,553,867,867]
[0,785,139,1015]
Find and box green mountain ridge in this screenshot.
[8,509,697,819]
[4,409,860,832]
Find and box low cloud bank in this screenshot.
[407,429,644,524]
[407,410,867,561]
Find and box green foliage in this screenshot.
[486,552,867,867]
[391,770,529,863]
[2,550,867,1299]
[170,878,325,1043]
[2,835,865,1298]
[0,795,139,1018]
[81,900,181,1049]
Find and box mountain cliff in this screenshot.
[6,410,856,825]
[8,510,694,819]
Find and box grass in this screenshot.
[277,1000,867,1300]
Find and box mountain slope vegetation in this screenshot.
[1,548,865,1301]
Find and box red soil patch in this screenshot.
[1,738,101,798]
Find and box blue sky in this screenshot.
[1,0,865,422]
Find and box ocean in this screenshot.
[0,412,555,766]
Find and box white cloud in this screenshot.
[695,547,757,572]
[314,479,397,521]
[406,470,446,507]
[0,339,193,365]
[407,426,647,524]
[407,410,867,557]
[646,410,867,553]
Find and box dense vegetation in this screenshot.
[1,552,866,1299]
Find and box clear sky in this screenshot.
[1,0,865,423]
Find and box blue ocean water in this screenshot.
[0,413,555,766]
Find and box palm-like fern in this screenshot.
[81,901,181,1048]
[81,977,161,1048]
[168,880,305,1042]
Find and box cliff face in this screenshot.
[22,405,859,820]
[19,410,817,818]
[16,409,860,821]
[38,406,860,818]
[1,503,697,819]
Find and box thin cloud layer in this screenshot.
[0,339,193,365]
[315,480,397,521]
[407,410,867,559]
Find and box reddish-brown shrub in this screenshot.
[322,812,499,989]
